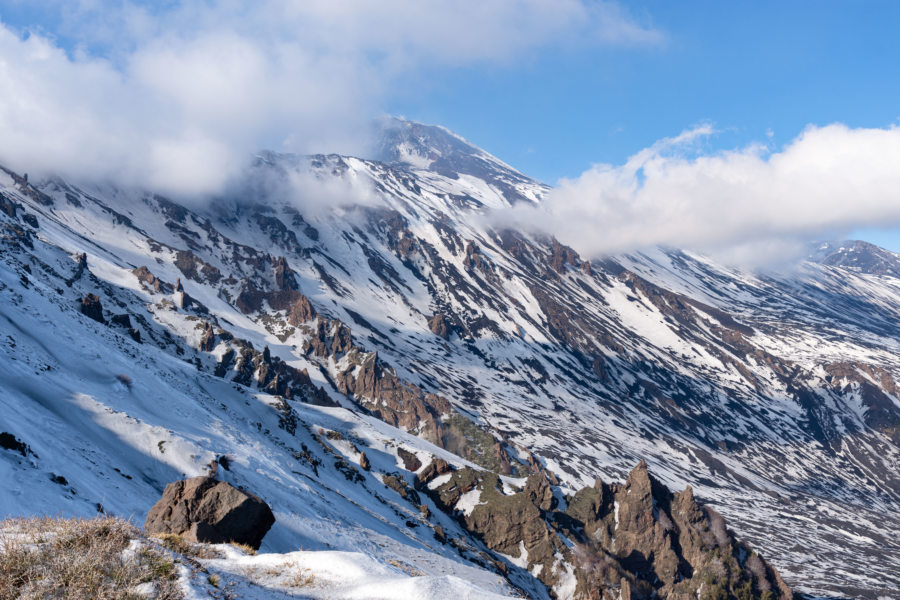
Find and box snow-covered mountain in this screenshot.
[1,120,898,599]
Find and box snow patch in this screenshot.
[455,487,484,516]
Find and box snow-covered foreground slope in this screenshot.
[183,546,514,600]
[0,515,512,599]
[1,119,899,598]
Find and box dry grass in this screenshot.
[285,568,315,588]
[0,515,183,600]
[228,542,257,556]
[152,533,222,559]
[386,558,424,577]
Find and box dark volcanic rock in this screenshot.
[286,293,317,325]
[549,238,582,273]
[145,476,275,549]
[338,352,450,445]
[416,458,452,488]
[431,461,792,599]
[0,192,19,219]
[308,318,354,357]
[80,293,105,323]
[174,250,222,284]
[65,252,87,286]
[428,313,451,339]
[570,461,793,600]
[199,323,216,352]
[0,432,31,457]
[397,447,422,471]
[273,256,297,291]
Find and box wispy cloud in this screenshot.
[0,1,661,197]
[499,123,900,264]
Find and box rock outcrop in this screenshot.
[218,341,335,406]
[428,313,451,339]
[199,323,216,352]
[416,458,451,488]
[145,477,275,549]
[565,461,792,599]
[133,266,174,294]
[429,461,792,599]
[397,447,422,471]
[80,293,104,323]
[65,252,87,286]
[338,352,450,445]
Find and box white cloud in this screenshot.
[500,123,900,263]
[0,0,661,197]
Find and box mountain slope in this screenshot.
[1,122,898,598]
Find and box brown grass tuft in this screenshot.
[286,568,315,588]
[151,533,222,559]
[0,515,183,600]
[228,542,257,556]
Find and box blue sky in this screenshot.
[393,1,900,250]
[394,1,900,182]
[2,1,900,254]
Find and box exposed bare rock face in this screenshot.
[428,313,451,339]
[0,431,32,456]
[549,238,583,274]
[234,256,317,327]
[174,249,222,284]
[199,323,216,352]
[287,293,317,325]
[569,461,792,599]
[145,477,275,549]
[80,293,104,323]
[823,361,900,443]
[132,266,174,294]
[416,458,451,488]
[339,352,449,445]
[462,241,485,271]
[308,317,353,358]
[215,339,335,406]
[430,461,791,599]
[64,252,88,286]
[397,447,422,471]
[273,256,296,291]
[0,191,19,219]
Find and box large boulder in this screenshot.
[145,477,275,549]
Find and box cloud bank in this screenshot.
[501,123,900,263]
[0,0,661,197]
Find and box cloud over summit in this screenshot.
[0,0,660,197]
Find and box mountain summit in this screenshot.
[375,117,545,205]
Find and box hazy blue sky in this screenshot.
[395,2,900,181]
[2,1,899,253]
[391,1,900,250]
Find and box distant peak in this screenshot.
[372,116,544,205]
[808,239,900,278]
[373,117,488,168]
